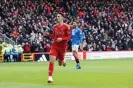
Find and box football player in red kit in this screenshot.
[44,13,71,83]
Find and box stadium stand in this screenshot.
[0,0,133,53]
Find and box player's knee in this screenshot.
[50,58,55,63]
[49,60,54,63]
[73,51,77,56]
[49,55,56,63]
[72,51,76,53]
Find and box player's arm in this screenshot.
[78,29,83,44]
[71,29,73,41]
[43,26,55,38]
[43,32,55,38]
[47,33,55,38]
[62,25,71,40]
[79,29,84,51]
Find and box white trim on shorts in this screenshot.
[72,45,79,52]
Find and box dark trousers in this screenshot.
[4,54,11,62]
[13,54,18,62]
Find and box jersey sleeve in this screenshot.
[47,34,55,38]
[62,25,71,40]
[46,26,55,38]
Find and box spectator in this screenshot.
[0,0,133,52]
[23,42,31,53]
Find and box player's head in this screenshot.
[56,13,63,23]
[73,21,77,28]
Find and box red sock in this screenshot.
[74,56,78,60]
[48,62,54,76]
[74,56,79,64]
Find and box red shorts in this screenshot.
[49,47,66,61]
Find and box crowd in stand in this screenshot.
[0,0,133,53]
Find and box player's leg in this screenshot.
[58,59,66,67]
[47,48,57,83]
[79,43,83,51]
[58,49,66,67]
[72,45,81,69]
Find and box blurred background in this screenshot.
[0,0,133,62]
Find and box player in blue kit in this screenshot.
[71,22,84,69]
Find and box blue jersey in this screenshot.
[71,27,83,45]
[12,48,19,56]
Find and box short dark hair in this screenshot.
[57,12,64,17]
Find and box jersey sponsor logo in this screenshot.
[55,30,65,35]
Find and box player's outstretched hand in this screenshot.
[56,38,62,42]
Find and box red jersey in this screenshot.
[48,23,71,49]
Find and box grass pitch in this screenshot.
[0,59,133,88]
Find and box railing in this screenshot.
[0,33,15,46]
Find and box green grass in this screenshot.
[0,59,133,88]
